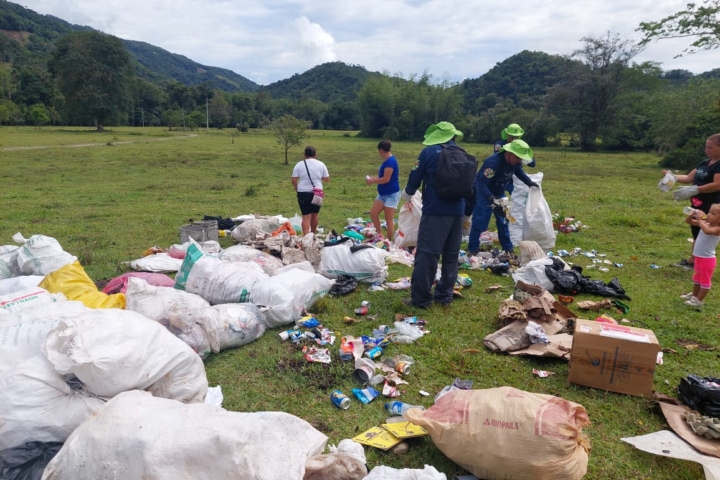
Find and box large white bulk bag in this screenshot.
[42,390,328,480]
[43,309,208,403]
[319,244,387,284]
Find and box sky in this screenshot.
[17,0,720,85]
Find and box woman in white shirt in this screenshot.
[291,146,329,235]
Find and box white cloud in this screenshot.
[17,0,720,84]
[293,16,337,64]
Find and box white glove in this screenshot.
[673,185,699,201]
[493,197,508,208]
[401,188,412,202]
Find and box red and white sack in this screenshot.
[406,387,590,480]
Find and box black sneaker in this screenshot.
[672,259,694,270]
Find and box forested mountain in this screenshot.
[261,62,381,102]
[459,50,577,113]
[0,1,258,92]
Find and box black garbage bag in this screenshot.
[0,442,63,480]
[678,375,720,417]
[544,259,631,300]
[329,275,358,297]
[203,215,236,230]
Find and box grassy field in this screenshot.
[1,126,715,478]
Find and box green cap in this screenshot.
[422,121,463,146]
[501,139,534,163]
[501,123,524,141]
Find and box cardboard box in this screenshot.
[568,319,660,397]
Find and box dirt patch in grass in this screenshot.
[276,354,353,391]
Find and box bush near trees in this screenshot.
[0,0,718,167]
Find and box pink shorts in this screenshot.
[693,256,717,289]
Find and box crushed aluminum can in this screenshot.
[330,390,351,409]
[365,345,383,360]
[355,306,368,316]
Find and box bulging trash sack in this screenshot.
[0,355,106,450]
[405,387,590,480]
[101,272,175,295]
[0,287,66,316]
[12,233,77,276]
[185,256,269,305]
[250,269,334,328]
[125,277,210,321]
[219,245,285,275]
[0,245,22,280]
[230,217,282,244]
[521,185,556,251]
[43,309,208,403]
[319,244,388,284]
[42,390,328,480]
[159,303,266,359]
[0,301,89,375]
[0,275,44,296]
[395,191,423,248]
[39,261,125,309]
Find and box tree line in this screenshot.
[0,0,719,169]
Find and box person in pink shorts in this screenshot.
[682,203,720,308]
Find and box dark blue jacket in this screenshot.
[476,152,534,202]
[405,141,466,216]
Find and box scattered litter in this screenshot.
[303,346,331,364]
[532,369,555,378]
[419,390,430,397]
[352,387,380,404]
[484,284,506,293]
[650,264,662,269]
[525,321,549,345]
[384,277,411,290]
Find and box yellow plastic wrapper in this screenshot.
[39,261,125,309]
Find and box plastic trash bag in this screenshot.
[39,261,125,309]
[101,272,175,295]
[395,192,423,248]
[363,465,447,480]
[329,275,358,297]
[12,233,77,276]
[521,183,556,250]
[0,441,63,480]
[678,375,720,418]
[509,173,543,247]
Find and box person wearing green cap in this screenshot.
[468,139,540,256]
[493,123,536,196]
[400,121,474,308]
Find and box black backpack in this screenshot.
[434,144,478,200]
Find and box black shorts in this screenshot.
[297,191,321,215]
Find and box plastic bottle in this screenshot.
[384,401,425,416]
[684,206,707,219]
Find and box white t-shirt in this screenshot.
[292,158,329,192]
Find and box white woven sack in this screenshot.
[43,309,208,402]
[125,277,210,321]
[0,245,22,280]
[394,192,423,248]
[0,301,89,375]
[0,355,106,450]
[250,269,334,327]
[12,233,77,276]
[42,390,328,480]
[318,244,388,284]
[185,257,268,304]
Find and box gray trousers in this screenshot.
[410,215,463,308]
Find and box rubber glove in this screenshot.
[492,197,507,217]
[673,185,699,201]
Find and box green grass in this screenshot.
[0,126,714,478]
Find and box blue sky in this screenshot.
[19,0,720,85]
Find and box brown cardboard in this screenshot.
[568,319,660,397]
[660,402,720,458]
[510,333,573,360]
